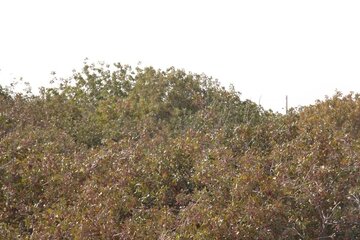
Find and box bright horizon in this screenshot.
[1,0,360,113]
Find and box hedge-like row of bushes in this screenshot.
[1,62,359,239]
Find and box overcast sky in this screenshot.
[1,0,359,112]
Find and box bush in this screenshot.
[0,62,359,239]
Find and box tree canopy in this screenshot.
[0,62,359,239]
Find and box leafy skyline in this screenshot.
[1,62,359,239]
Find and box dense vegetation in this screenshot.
[1,62,359,239]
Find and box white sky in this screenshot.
[0,0,359,112]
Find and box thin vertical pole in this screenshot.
[285,95,288,114]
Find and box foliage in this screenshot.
[0,62,359,239]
